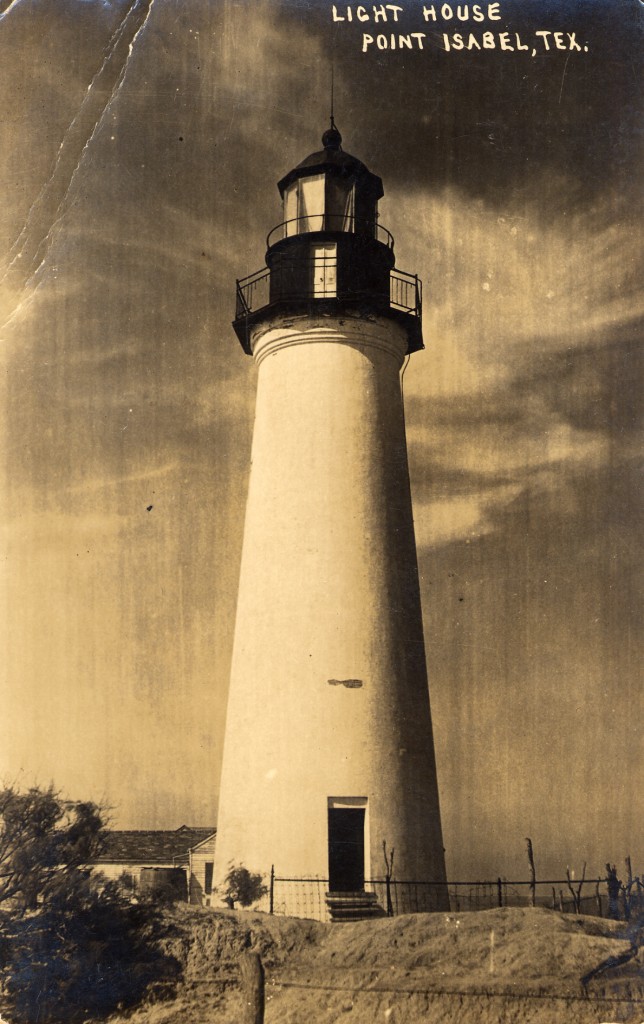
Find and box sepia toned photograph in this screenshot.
[0,0,642,1020]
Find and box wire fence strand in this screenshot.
[266,872,643,923]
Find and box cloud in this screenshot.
[62,460,180,495]
[388,182,644,400]
[386,175,642,548]
[410,420,610,549]
[0,509,127,549]
[413,483,524,549]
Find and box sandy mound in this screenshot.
[107,905,644,1024]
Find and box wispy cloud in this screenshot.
[62,460,180,495]
[413,483,524,549]
[391,177,641,548]
[389,183,643,400]
[408,383,612,548]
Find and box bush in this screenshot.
[221,864,268,908]
[0,786,180,1023]
[0,786,105,910]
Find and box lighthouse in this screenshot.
[213,122,448,917]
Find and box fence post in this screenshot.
[526,838,536,907]
[497,877,503,908]
[269,864,274,915]
[595,880,603,917]
[239,952,265,1024]
[606,863,621,919]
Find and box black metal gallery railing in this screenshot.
[235,267,270,318]
[266,215,395,250]
[390,268,422,316]
[235,265,421,321]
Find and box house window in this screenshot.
[204,862,213,895]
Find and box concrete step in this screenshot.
[325,890,386,922]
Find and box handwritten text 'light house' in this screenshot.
[213,123,448,919]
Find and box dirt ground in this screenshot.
[106,904,644,1024]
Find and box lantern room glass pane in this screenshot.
[326,178,355,232]
[299,174,325,233]
[342,186,355,231]
[284,182,298,236]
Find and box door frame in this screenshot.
[327,796,369,892]
[311,242,337,297]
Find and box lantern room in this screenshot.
[276,122,382,238]
[232,122,424,355]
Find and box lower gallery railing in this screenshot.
[235,267,421,319]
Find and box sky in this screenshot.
[0,0,641,882]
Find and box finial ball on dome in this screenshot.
[322,124,342,151]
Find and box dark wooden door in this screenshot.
[328,808,365,892]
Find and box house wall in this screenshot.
[189,835,216,905]
[94,861,189,900]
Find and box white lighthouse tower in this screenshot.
[213,123,448,917]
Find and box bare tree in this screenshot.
[566,862,586,914]
[382,840,395,917]
[620,856,641,921]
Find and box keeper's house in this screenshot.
[91,825,216,905]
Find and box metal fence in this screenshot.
[268,875,332,921]
[266,870,643,923]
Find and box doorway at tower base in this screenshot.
[328,796,367,893]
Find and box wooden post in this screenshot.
[525,838,536,907]
[606,863,621,920]
[269,864,275,915]
[595,879,603,917]
[497,877,503,908]
[239,952,265,1024]
[623,856,634,920]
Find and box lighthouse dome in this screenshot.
[277,125,383,200]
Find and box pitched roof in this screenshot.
[94,827,216,865]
